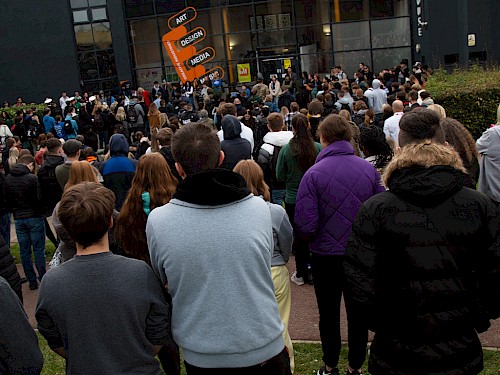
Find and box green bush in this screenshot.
[426,66,500,139]
[1,103,46,120]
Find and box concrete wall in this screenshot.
[0,0,81,104]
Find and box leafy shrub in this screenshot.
[426,66,500,139]
[1,103,46,120]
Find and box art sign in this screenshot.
[162,7,224,83]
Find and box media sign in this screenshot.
[162,7,225,84]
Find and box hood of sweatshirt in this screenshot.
[109,133,129,156]
[262,131,294,147]
[174,168,252,206]
[221,115,242,140]
[372,79,382,89]
[9,164,31,177]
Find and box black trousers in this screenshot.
[311,254,368,370]
[284,202,310,279]
[184,347,292,375]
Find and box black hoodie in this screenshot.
[38,154,65,216]
[4,164,44,220]
[220,115,251,170]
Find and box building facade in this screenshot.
[0,0,498,102]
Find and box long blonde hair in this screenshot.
[233,160,271,202]
[116,106,126,122]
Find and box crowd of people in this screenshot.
[0,58,500,375]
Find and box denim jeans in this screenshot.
[271,189,285,207]
[15,217,46,285]
[0,212,10,247]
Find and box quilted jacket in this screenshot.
[295,140,384,256]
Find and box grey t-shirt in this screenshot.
[36,252,169,375]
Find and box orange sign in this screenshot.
[162,7,225,83]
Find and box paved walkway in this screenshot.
[18,256,500,348]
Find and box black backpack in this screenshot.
[26,120,39,139]
[64,120,74,135]
[266,143,284,189]
[340,102,352,114]
[127,105,138,125]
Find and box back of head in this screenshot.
[46,138,62,154]
[440,117,478,163]
[220,102,237,117]
[221,115,242,140]
[172,122,220,176]
[66,161,98,190]
[308,99,324,116]
[392,100,404,112]
[372,79,381,89]
[318,114,352,144]
[399,109,445,147]
[58,182,115,248]
[290,102,299,112]
[233,159,270,201]
[427,104,447,119]
[199,109,208,119]
[267,113,284,131]
[338,109,352,122]
[18,154,35,166]
[156,127,173,147]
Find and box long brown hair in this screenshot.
[233,160,271,201]
[65,161,99,190]
[115,153,177,264]
[290,114,317,172]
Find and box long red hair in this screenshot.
[115,153,177,264]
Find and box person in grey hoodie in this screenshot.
[146,122,291,373]
[365,79,387,121]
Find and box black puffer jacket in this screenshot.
[4,164,44,220]
[345,165,500,375]
[0,235,22,302]
[38,154,64,216]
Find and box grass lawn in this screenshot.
[36,333,500,374]
[10,241,56,264]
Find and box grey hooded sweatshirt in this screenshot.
[365,79,387,114]
[477,125,500,202]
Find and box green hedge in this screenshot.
[426,66,500,140]
[1,103,46,120]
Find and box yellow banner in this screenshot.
[237,63,251,83]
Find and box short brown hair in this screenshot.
[156,128,173,147]
[171,122,220,175]
[399,109,445,147]
[290,102,299,112]
[46,138,62,154]
[317,114,352,144]
[220,103,237,117]
[267,113,284,131]
[58,182,115,248]
[308,100,324,116]
[18,154,35,166]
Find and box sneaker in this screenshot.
[20,277,28,284]
[346,369,362,375]
[29,283,38,290]
[317,365,339,375]
[291,271,305,286]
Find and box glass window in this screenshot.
[100,79,119,91]
[71,0,88,9]
[227,32,255,60]
[135,67,163,89]
[91,8,107,21]
[300,53,331,76]
[97,50,117,78]
[257,29,294,48]
[297,24,332,51]
[255,0,294,27]
[332,21,370,51]
[370,17,410,49]
[83,81,100,94]
[78,52,99,80]
[89,0,106,6]
[93,22,113,49]
[154,0,185,15]
[194,9,224,35]
[295,0,330,25]
[132,43,162,69]
[372,47,411,72]
[334,50,372,78]
[337,0,369,22]
[223,6,254,32]
[125,0,154,18]
[129,19,158,44]
[74,24,94,51]
[187,0,219,9]
[73,10,89,23]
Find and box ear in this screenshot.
[175,162,187,179]
[109,216,114,229]
[218,150,225,167]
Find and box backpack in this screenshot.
[266,143,284,189]
[340,102,352,114]
[53,123,65,139]
[127,105,138,125]
[64,120,74,135]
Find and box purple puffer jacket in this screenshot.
[295,140,384,256]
